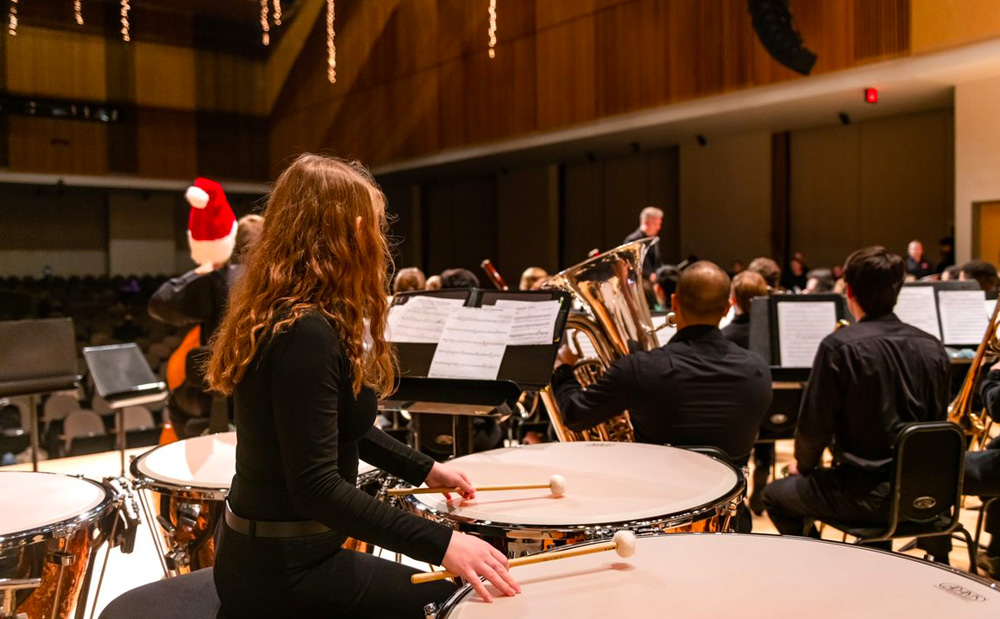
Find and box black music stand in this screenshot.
[83,343,167,475]
[383,288,571,458]
[0,318,79,471]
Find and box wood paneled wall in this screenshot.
[271,0,912,172]
[1,22,268,181]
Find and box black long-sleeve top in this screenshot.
[227,311,453,564]
[794,313,950,475]
[980,370,1000,423]
[721,313,751,350]
[552,325,772,466]
[148,266,237,344]
[623,228,660,279]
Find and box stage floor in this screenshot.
[2,439,994,617]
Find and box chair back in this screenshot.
[890,421,964,527]
[120,406,155,432]
[44,393,81,421]
[64,409,106,441]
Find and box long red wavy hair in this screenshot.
[206,154,395,397]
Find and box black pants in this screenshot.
[214,523,457,619]
[763,465,964,560]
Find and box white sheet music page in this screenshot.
[493,299,561,345]
[427,307,514,380]
[939,290,988,346]
[776,301,837,368]
[385,296,465,344]
[893,286,941,340]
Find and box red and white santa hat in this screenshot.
[185,177,237,267]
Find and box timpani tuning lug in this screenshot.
[45,551,76,567]
[423,602,439,619]
[0,578,42,619]
[164,549,191,571]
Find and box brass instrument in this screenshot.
[539,238,673,442]
[947,298,1000,451]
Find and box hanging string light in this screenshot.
[120,0,130,41]
[326,0,336,83]
[74,0,83,26]
[272,0,281,26]
[8,0,18,36]
[488,0,497,58]
[260,0,270,46]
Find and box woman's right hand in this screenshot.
[441,532,521,603]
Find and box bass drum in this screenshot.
[402,442,744,557]
[0,472,120,619]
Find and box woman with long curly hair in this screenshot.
[206,154,519,617]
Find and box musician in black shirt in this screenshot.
[623,206,663,280]
[552,261,772,468]
[763,247,950,546]
[205,155,519,618]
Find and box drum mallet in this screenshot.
[387,474,567,498]
[411,531,637,584]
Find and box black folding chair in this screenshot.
[820,421,978,574]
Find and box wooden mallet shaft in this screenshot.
[411,531,636,584]
[387,475,566,497]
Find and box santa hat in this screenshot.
[185,177,237,267]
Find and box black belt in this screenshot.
[224,502,331,539]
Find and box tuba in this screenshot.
[947,298,1000,451]
[538,238,673,442]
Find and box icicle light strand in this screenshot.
[120,0,129,42]
[8,0,18,36]
[488,0,496,58]
[75,0,83,26]
[260,0,270,46]
[273,0,281,26]
[326,0,336,83]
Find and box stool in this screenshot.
[98,568,219,619]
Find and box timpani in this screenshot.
[429,534,1000,618]
[401,442,745,556]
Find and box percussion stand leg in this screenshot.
[137,491,171,578]
[84,516,120,619]
[29,395,39,472]
[115,408,125,476]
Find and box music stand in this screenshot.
[83,343,167,475]
[384,288,572,457]
[0,318,79,471]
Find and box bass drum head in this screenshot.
[409,443,741,528]
[0,471,111,542]
[439,534,1000,618]
[131,431,236,496]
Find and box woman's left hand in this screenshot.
[425,463,476,501]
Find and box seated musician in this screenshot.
[969,366,1000,578]
[393,267,426,294]
[552,260,772,471]
[721,270,767,349]
[206,155,518,617]
[763,247,951,556]
[519,267,549,291]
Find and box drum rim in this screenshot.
[432,532,1000,617]
[0,471,116,549]
[129,436,233,500]
[402,448,746,535]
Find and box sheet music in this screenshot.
[776,302,837,368]
[987,299,997,319]
[385,296,466,343]
[493,299,562,345]
[939,290,989,346]
[893,286,941,339]
[427,307,514,380]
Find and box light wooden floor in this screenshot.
[2,440,995,618]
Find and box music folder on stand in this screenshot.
[83,343,168,475]
[381,288,571,458]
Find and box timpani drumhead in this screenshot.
[440,534,1000,618]
[0,471,110,537]
[133,432,237,491]
[409,443,740,527]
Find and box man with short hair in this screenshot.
[439,268,480,289]
[552,261,772,468]
[803,268,835,294]
[763,246,950,547]
[906,240,933,280]
[960,259,999,299]
[623,206,664,280]
[722,270,768,350]
[747,257,782,292]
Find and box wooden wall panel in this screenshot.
[6,27,107,100]
[136,108,198,180]
[535,14,597,130]
[8,116,109,176]
[854,0,909,62]
[134,43,197,110]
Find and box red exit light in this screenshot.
[864,88,878,104]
